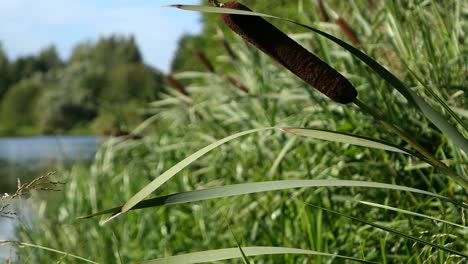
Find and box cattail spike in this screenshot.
[220,1,357,104]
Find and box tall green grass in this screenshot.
[8,1,467,263]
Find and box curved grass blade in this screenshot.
[104,125,426,223]
[305,204,468,258]
[137,246,375,264]
[358,200,467,229]
[103,127,274,223]
[281,127,410,154]
[169,5,468,154]
[0,240,98,264]
[268,136,296,177]
[80,180,465,219]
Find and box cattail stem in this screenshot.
[221,1,357,104]
[354,99,468,189]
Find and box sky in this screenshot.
[0,0,203,73]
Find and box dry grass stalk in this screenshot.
[220,1,357,104]
[226,76,249,93]
[164,74,190,96]
[335,16,362,46]
[221,39,237,60]
[194,50,215,73]
[1,172,63,219]
[316,0,329,22]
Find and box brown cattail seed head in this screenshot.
[220,1,357,104]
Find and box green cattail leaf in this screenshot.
[102,125,418,222]
[306,204,468,258]
[282,127,409,154]
[358,200,467,229]
[169,4,468,154]
[137,246,375,264]
[103,127,274,223]
[79,179,464,219]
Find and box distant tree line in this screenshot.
[0,35,164,136]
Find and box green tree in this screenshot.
[35,62,100,132]
[170,34,208,72]
[0,80,41,132]
[36,87,97,133]
[70,35,142,66]
[0,44,9,98]
[102,63,160,102]
[37,45,62,72]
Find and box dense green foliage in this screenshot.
[5,0,468,263]
[0,36,164,136]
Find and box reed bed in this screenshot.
[9,1,467,263]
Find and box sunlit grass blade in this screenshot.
[0,240,98,264]
[358,200,467,229]
[103,127,274,223]
[137,246,375,264]
[104,124,429,222]
[79,179,464,219]
[268,136,296,177]
[169,4,468,154]
[305,204,468,258]
[281,127,410,154]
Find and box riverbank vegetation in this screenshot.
[3,0,467,263]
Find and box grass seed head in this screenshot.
[220,1,357,104]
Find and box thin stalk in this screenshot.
[353,98,468,189]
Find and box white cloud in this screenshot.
[0,0,202,72]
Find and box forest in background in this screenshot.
[0,36,164,136]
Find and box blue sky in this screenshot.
[0,0,202,73]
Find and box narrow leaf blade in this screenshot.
[80,180,464,219]
[282,127,410,154]
[306,204,468,258]
[105,127,273,222]
[137,246,375,264]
